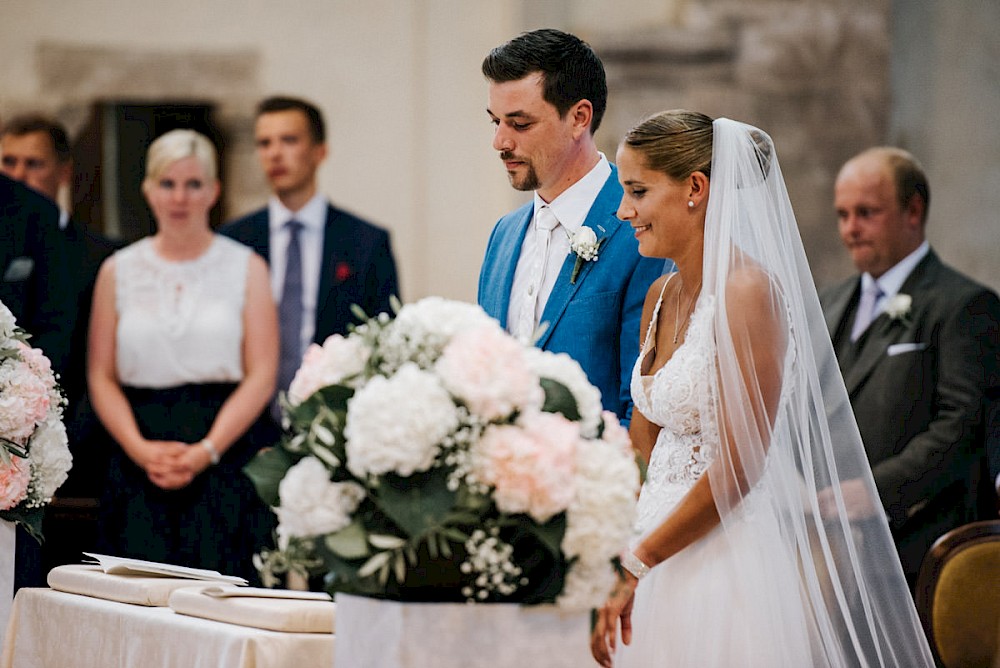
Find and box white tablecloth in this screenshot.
[1,588,334,668]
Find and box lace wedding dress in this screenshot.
[616,281,817,667]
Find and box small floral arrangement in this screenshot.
[566,226,604,284]
[247,297,639,610]
[0,301,72,542]
[884,293,912,322]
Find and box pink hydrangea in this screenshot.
[0,456,31,510]
[287,335,369,405]
[16,341,56,393]
[474,411,578,522]
[0,355,51,445]
[436,326,543,421]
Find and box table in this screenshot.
[1,588,334,668]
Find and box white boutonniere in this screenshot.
[884,293,912,322]
[567,226,605,284]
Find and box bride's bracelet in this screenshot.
[620,549,651,580]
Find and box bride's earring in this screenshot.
[688,200,695,208]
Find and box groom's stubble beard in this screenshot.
[500,151,539,192]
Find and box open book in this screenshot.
[82,552,248,586]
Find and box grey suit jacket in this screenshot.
[821,250,1000,578]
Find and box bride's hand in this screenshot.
[590,572,638,667]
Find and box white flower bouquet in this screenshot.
[246,297,639,610]
[0,301,72,542]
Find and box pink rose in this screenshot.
[437,326,543,420]
[0,456,31,510]
[474,411,578,522]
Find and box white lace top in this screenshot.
[630,279,718,537]
[114,235,250,388]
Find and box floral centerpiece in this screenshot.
[246,297,639,610]
[0,301,72,543]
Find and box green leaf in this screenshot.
[243,448,297,507]
[325,520,371,560]
[358,550,392,578]
[539,378,581,421]
[369,533,406,550]
[523,513,567,560]
[373,466,458,538]
[0,505,45,545]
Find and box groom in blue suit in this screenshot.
[479,29,664,423]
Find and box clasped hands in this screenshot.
[135,440,213,490]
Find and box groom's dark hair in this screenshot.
[482,28,608,134]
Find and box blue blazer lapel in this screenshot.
[537,171,622,349]
[487,207,533,330]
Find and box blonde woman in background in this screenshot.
[88,129,278,581]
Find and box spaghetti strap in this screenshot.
[639,273,676,356]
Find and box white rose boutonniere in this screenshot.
[885,293,912,322]
[567,227,605,284]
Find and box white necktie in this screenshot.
[851,281,883,342]
[513,206,560,342]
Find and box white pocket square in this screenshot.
[3,256,34,282]
[887,342,927,356]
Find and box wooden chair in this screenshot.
[915,520,1000,667]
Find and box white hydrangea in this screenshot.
[28,415,71,501]
[523,348,603,437]
[377,297,501,372]
[0,302,16,341]
[557,557,619,611]
[344,363,459,477]
[561,420,639,563]
[275,456,366,545]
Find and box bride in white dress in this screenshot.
[591,112,934,667]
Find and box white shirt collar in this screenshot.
[267,193,327,233]
[532,153,611,233]
[863,240,930,299]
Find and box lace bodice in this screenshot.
[114,235,250,388]
[630,282,718,536]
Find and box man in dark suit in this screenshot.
[820,147,1000,585]
[478,29,664,424]
[2,115,122,581]
[1,115,120,408]
[221,96,399,419]
[0,173,66,592]
[0,173,61,330]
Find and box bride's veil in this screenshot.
[703,118,933,666]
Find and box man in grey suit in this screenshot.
[820,147,1000,585]
[478,29,664,424]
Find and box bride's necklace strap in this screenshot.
[673,278,702,344]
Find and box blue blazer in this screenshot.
[220,203,399,343]
[478,167,664,422]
